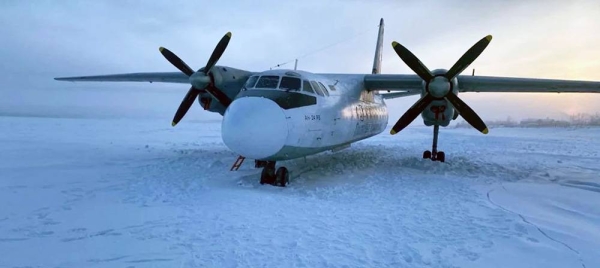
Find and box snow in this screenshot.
[1,115,599,268]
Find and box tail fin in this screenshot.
[372,18,384,74]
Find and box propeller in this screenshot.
[389,35,492,135]
[159,32,233,127]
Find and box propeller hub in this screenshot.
[389,35,492,135]
[189,72,211,89]
[428,76,451,98]
[161,31,233,127]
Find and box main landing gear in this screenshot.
[258,161,289,187]
[424,124,446,162]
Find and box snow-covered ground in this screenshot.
[1,115,599,268]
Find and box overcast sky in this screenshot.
[1,0,599,122]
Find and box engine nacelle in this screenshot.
[198,65,253,115]
[422,100,454,127]
[420,69,460,127]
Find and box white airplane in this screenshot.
[56,19,600,187]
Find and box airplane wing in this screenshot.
[364,74,422,90]
[54,72,190,84]
[364,74,600,93]
[380,91,421,99]
[457,75,600,93]
[362,74,421,99]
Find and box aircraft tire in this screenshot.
[260,166,276,185]
[437,152,445,163]
[275,167,289,187]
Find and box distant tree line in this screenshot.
[454,113,600,128]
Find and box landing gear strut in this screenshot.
[423,124,445,162]
[259,161,289,187]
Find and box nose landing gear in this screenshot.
[259,161,289,187]
[424,124,445,162]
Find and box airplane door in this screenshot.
[298,113,323,147]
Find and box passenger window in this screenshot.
[310,81,324,96]
[255,76,280,89]
[244,76,259,89]
[279,76,301,91]
[303,80,315,94]
[318,82,330,96]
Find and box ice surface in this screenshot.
[1,115,599,268]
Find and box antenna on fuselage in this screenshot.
[294,59,298,70]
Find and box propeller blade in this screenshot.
[159,47,195,76]
[445,35,492,79]
[390,93,435,135]
[391,41,434,81]
[204,32,232,74]
[165,32,233,126]
[205,85,232,108]
[445,93,488,134]
[172,87,200,127]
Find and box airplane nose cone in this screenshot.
[222,97,288,160]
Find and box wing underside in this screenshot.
[380,91,421,99]
[363,74,600,93]
[54,72,190,84]
[458,75,600,93]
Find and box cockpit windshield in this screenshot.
[279,76,301,91]
[244,73,328,97]
[303,80,315,94]
[244,76,259,88]
[255,76,280,89]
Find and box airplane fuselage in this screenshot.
[221,69,388,161]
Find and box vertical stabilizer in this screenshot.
[372,18,384,74]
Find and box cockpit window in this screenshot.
[279,76,301,91]
[310,81,325,96]
[255,76,280,89]
[244,76,259,88]
[318,82,330,96]
[303,80,315,94]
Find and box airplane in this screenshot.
[55,18,600,187]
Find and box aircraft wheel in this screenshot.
[423,150,432,159]
[437,151,445,163]
[275,167,290,187]
[260,166,276,185]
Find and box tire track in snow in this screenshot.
[486,186,586,268]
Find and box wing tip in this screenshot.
[482,128,489,134]
[390,129,397,135]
